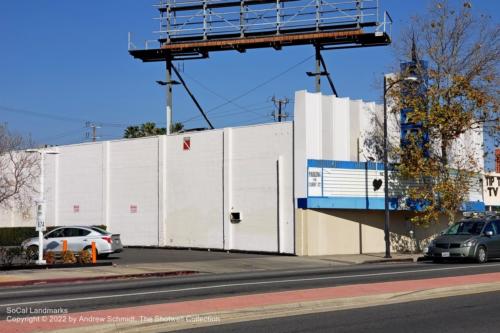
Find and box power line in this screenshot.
[177,79,268,125]
[0,105,130,128]
[182,72,257,113]
[180,54,313,124]
[205,55,312,112]
[208,106,273,120]
[181,72,271,120]
[36,127,86,143]
[205,102,271,118]
[242,115,280,125]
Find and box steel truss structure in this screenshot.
[128,0,392,131]
[130,0,392,61]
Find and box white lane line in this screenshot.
[1,263,500,307]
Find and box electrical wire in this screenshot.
[180,54,313,124]
[181,72,268,117]
[1,52,310,135]
[0,105,131,128]
[208,106,273,120]
[36,127,87,143]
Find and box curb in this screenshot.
[0,270,199,288]
[0,262,113,271]
[362,257,417,264]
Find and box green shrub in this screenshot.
[0,246,23,267]
[0,228,37,246]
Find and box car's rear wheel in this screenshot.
[27,245,38,253]
[83,246,98,259]
[476,246,488,264]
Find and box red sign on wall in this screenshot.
[183,137,191,151]
[130,205,138,214]
[73,205,80,213]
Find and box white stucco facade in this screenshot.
[1,90,494,255]
[0,123,295,253]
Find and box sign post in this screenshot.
[26,149,59,265]
[35,202,46,265]
[36,153,47,265]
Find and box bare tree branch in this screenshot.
[0,124,39,212]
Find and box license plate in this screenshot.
[441,252,450,258]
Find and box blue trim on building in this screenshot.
[307,159,385,171]
[298,197,486,212]
[298,197,399,210]
[303,159,486,211]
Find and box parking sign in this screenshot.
[36,202,46,231]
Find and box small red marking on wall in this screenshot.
[73,205,80,213]
[183,137,191,151]
[130,205,138,214]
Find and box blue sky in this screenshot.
[0,0,498,146]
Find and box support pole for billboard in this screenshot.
[166,58,173,135]
[315,45,321,93]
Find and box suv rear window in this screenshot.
[445,220,485,235]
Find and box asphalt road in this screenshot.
[179,291,500,333]
[102,247,275,264]
[1,261,500,320]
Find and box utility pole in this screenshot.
[305,44,323,92]
[315,45,321,93]
[166,59,173,135]
[156,58,180,135]
[272,96,289,122]
[86,122,101,142]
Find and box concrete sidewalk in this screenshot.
[0,253,422,287]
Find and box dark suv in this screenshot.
[424,213,500,263]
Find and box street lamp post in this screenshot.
[383,75,418,259]
[26,149,59,265]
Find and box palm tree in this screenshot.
[170,122,184,133]
[123,126,142,138]
[140,122,163,136]
[124,122,184,138]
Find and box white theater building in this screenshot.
[0,90,493,255]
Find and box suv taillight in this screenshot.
[102,236,112,244]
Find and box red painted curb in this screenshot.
[0,270,199,288]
